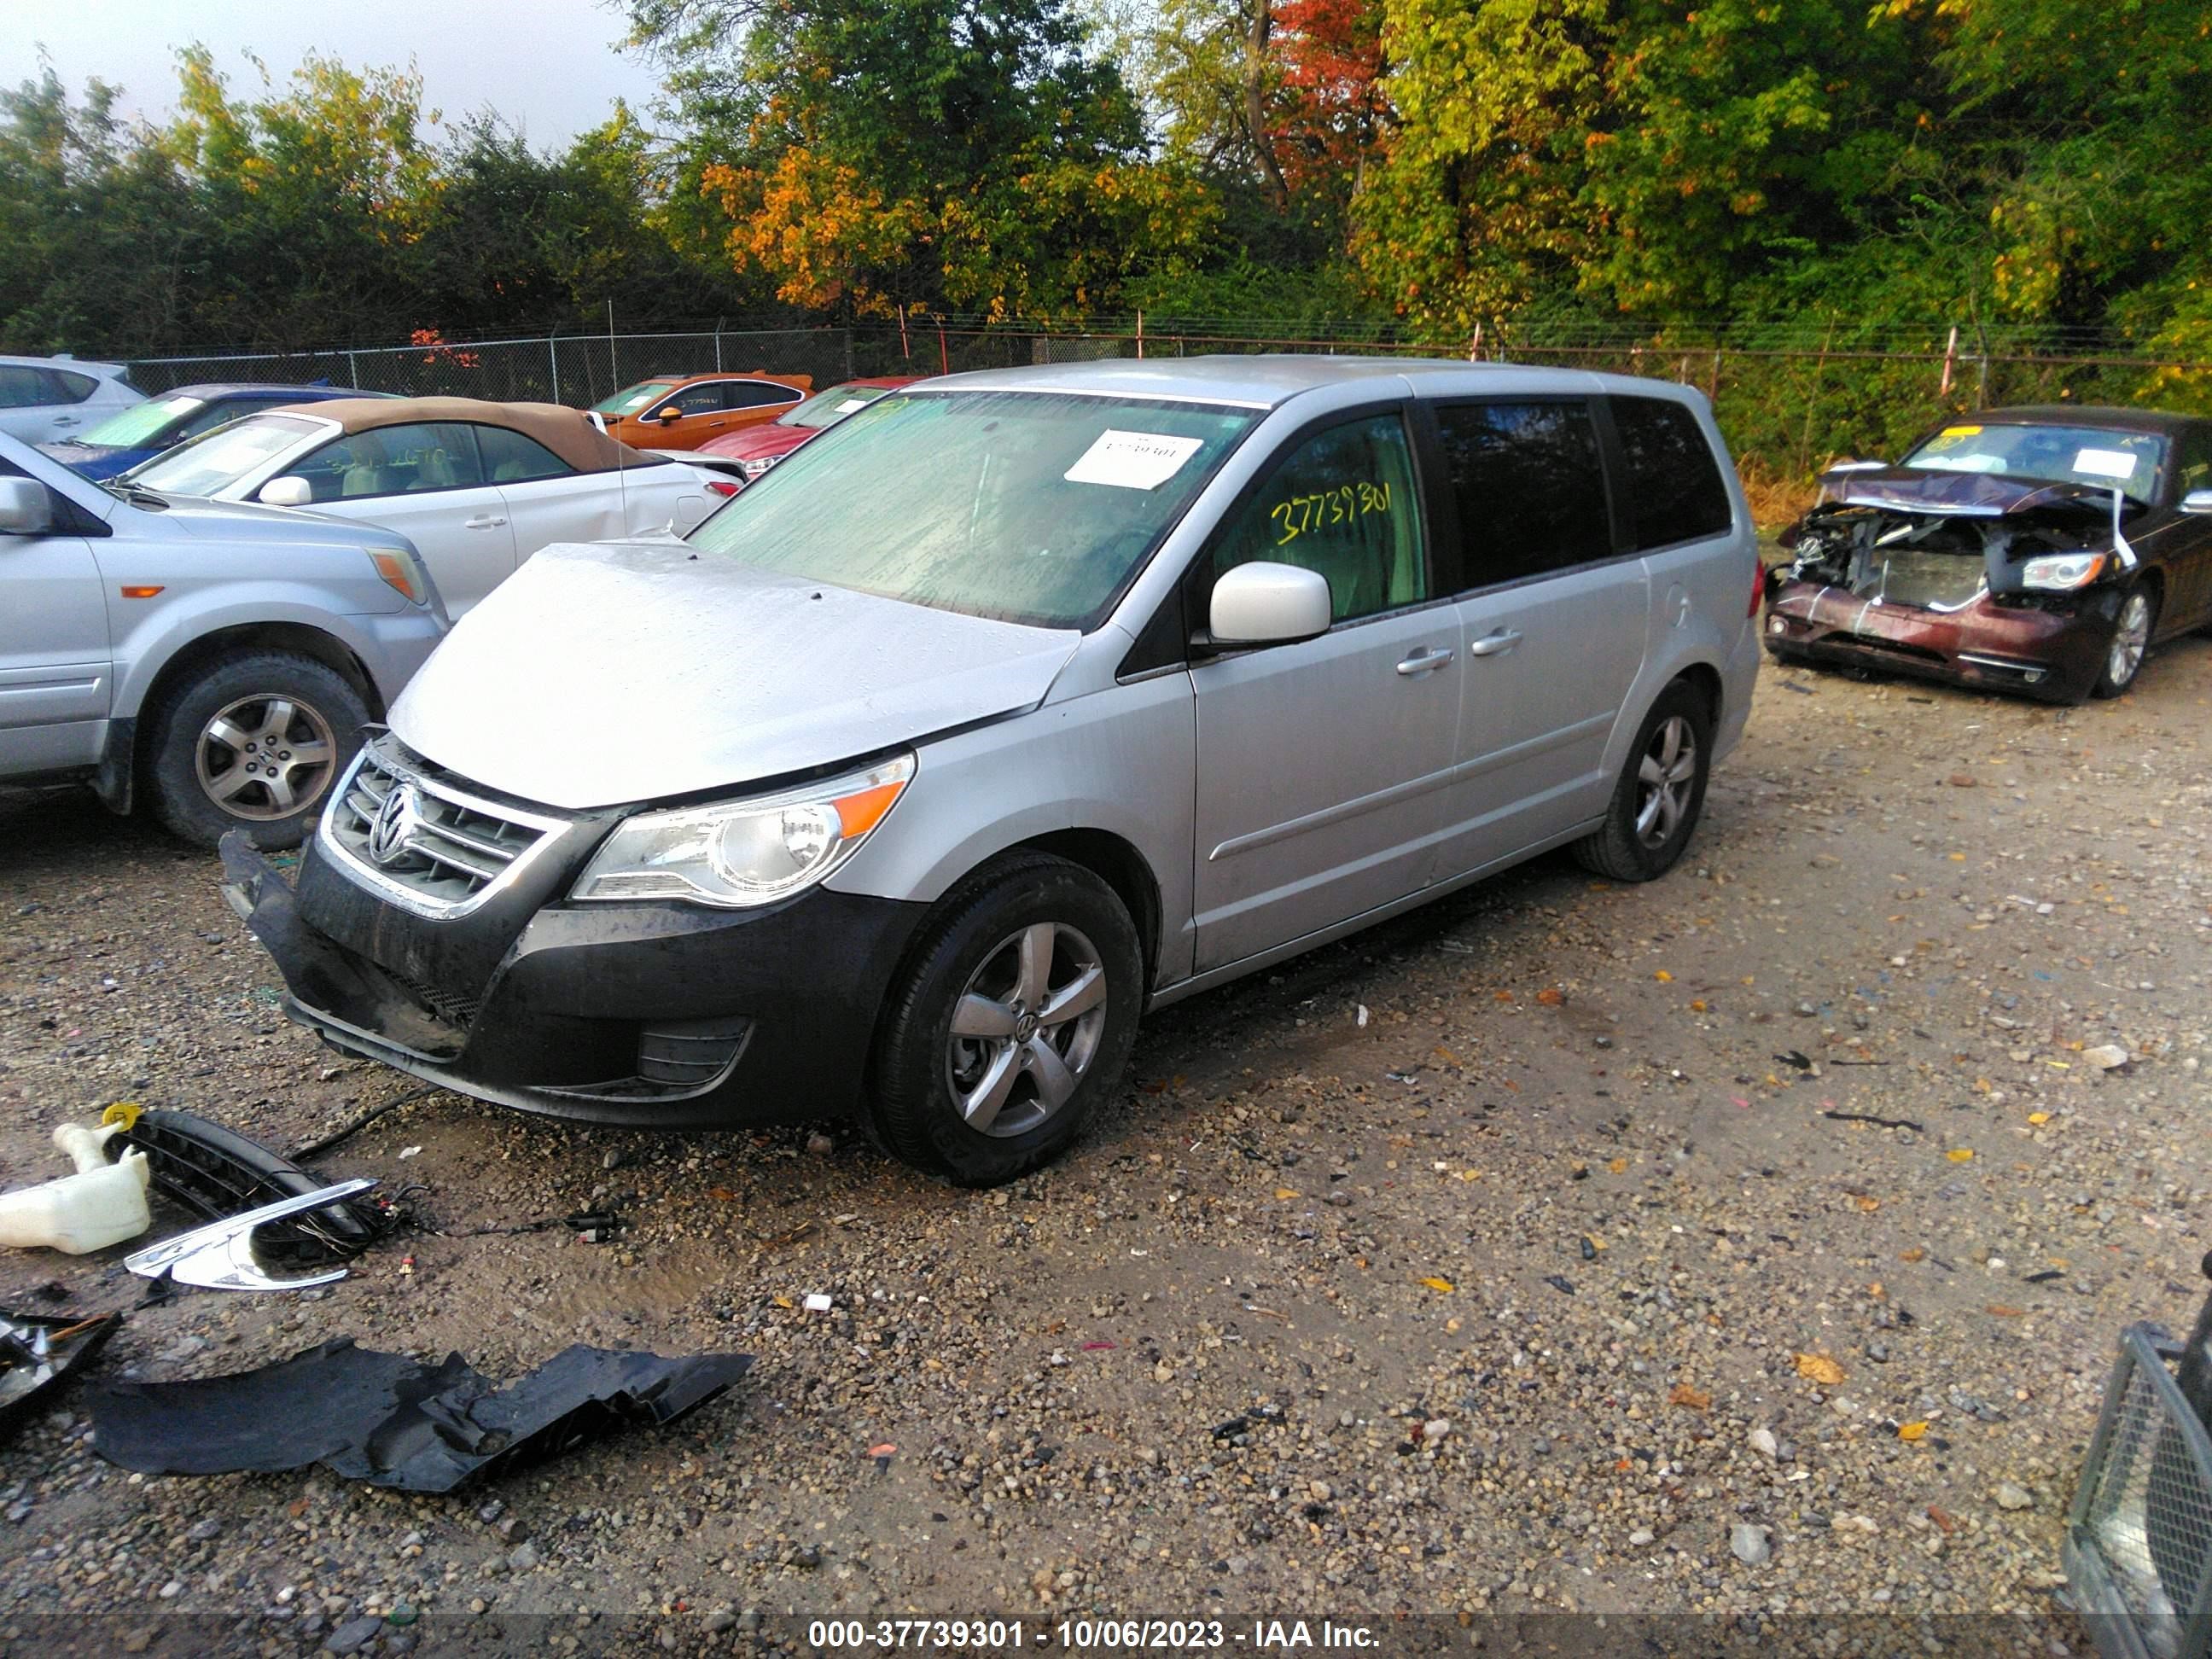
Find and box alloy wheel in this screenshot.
[944,922,1109,1138]
[1633,715,1698,850]
[2109,591,2151,689]
[194,694,339,821]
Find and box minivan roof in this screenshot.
[921,353,1692,411]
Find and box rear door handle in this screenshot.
[1467,628,1523,657]
[464,515,508,529]
[1395,646,1455,676]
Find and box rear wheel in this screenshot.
[864,853,1142,1185]
[146,652,369,850]
[2092,583,2157,699]
[1572,681,1713,882]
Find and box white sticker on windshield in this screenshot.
[2074,447,2138,480]
[1064,429,1205,491]
[835,399,869,414]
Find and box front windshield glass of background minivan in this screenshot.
[684,390,1257,628]
[1903,422,2168,498]
[128,415,323,497]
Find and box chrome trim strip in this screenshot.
[317,740,570,922]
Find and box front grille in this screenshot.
[322,737,568,919]
[387,965,482,1030]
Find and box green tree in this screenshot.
[631,0,1216,317]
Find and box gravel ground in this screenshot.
[3,639,2209,1652]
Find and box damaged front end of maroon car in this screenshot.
[1762,465,2140,702]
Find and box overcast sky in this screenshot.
[6,0,665,150]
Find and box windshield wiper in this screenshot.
[102,480,171,510]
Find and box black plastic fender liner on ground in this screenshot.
[87,1338,753,1492]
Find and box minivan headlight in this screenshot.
[572,754,914,908]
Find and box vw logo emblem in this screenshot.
[368,783,422,866]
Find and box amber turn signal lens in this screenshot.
[831,781,905,838]
[119,585,165,599]
[370,550,426,604]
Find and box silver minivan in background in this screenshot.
[226,358,1761,1185]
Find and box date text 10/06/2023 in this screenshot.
[806,1619,1382,1651]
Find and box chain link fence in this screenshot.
[126,321,2203,492]
[126,329,857,408]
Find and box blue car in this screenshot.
[37,383,390,480]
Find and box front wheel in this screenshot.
[864,853,1143,1185]
[1573,681,1714,882]
[145,651,370,850]
[2091,582,2157,699]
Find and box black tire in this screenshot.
[2091,580,2157,700]
[146,651,370,850]
[1572,680,1714,882]
[864,853,1143,1186]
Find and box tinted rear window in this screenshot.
[1436,400,1612,587]
[1612,396,1732,550]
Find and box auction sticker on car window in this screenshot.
[1924,426,1982,449]
[1065,429,1206,491]
[835,399,870,414]
[2073,448,2139,480]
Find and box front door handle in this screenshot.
[1467,628,1523,657]
[464,515,508,529]
[1395,646,1455,676]
[51,416,79,428]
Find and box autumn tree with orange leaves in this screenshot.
[632,0,1215,319]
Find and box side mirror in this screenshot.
[656,406,683,423]
[0,477,53,535]
[2180,488,2212,516]
[1208,561,1333,647]
[259,475,313,508]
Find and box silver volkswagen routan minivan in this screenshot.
[227,357,1762,1185]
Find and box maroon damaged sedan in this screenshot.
[1764,406,2212,702]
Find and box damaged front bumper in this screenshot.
[220,832,928,1128]
[1762,579,2117,702]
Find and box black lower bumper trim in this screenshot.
[220,832,928,1129]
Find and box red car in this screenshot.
[1764,405,2212,703]
[695,377,920,481]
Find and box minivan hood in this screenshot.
[389,539,1082,811]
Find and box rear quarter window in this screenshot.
[43,369,99,403]
[1611,395,1732,550]
[725,380,804,410]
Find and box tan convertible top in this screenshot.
[267,397,662,473]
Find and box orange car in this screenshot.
[589,371,813,451]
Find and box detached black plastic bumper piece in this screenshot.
[219,831,928,1128]
[90,1337,751,1492]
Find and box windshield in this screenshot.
[592,381,675,416]
[79,394,204,449]
[1904,422,2168,498]
[127,414,323,497]
[780,382,899,430]
[686,388,1257,628]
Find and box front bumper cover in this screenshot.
[220,833,928,1128]
[1761,579,2118,702]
